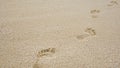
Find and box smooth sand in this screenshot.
[0,0,120,68]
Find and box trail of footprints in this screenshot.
[90,0,118,18]
[32,28,96,67]
[33,28,96,68]
[32,0,119,68]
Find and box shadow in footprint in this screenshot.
[90,9,100,18]
[85,28,96,36]
[107,0,118,6]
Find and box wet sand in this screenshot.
[0,0,120,68]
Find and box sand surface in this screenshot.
[0,0,120,68]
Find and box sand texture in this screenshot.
[0,0,120,68]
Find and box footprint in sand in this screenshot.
[33,48,56,68]
[107,0,118,6]
[90,9,100,18]
[76,28,96,40]
[36,48,56,58]
[85,28,96,36]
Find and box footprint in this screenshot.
[90,10,100,14]
[37,48,56,58]
[76,28,96,40]
[85,28,96,36]
[90,9,100,18]
[33,48,56,68]
[107,0,118,6]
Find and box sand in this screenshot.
[0,0,120,68]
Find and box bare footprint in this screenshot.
[33,48,56,68]
[90,9,100,18]
[90,10,100,14]
[107,0,118,6]
[76,28,96,40]
[85,28,96,36]
[37,48,56,58]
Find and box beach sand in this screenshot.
[0,0,120,68]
